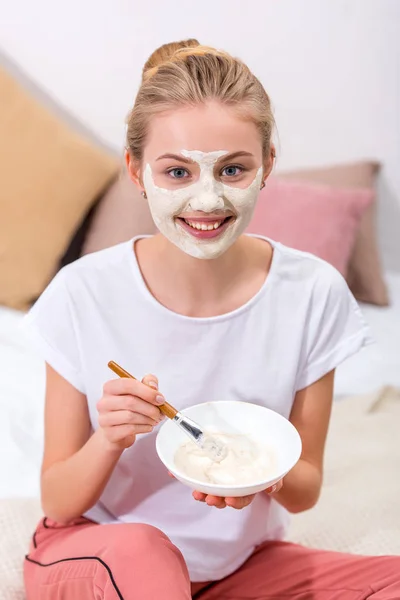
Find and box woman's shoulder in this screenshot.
[270,239,347,291]
[64,240,133,277]
[27,240,137,321]
[55,240,135,294]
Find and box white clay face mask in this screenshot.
[143,150,263,259]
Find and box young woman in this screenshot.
[24,39,399,599]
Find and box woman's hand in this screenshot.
[97,374,164,451]
[192,479,284,509]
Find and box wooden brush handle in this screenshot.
[108,360,177,419]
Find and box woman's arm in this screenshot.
[41,364,164,524]
[271,369,335,513]
[41,365,123,523]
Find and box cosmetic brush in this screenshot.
[108,360,227,462]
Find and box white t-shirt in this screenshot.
[24,236,371,582]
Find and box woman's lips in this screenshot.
[176,216,234,239]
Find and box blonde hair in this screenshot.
[127,39,275,162]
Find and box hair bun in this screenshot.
[172,45,228,61]
[142,39,200,81]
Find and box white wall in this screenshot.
[1,0,399,269]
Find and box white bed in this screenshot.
[1,272,400,499]
[334,272,400,397]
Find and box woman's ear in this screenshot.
[262,144,276,185]
[125,149,144,192]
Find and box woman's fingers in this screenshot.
[97,374,163,451]
[266,479,283,494]
[142,373,159,390]
[193,491,206,501]
[97,395,163,423]
[192,491,255,509]
[206,495,226,509]
[192,492,226,508]
[225,495,256,509]
[98,409,160,428]
[105,423,153,444]
[192,483,282,509]
[193,491,207,502]
[103,377,164,406]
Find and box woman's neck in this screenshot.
[135,233,273,318]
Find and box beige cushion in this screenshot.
[82,168,157,255]
[0,66,119,311]
[0,498,42,599]
[279,162,389,306]
[288,386,400,555]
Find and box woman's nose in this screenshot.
[189,175,225,212]
[190,190,225,212]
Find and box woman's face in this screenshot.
[130,101,271,259]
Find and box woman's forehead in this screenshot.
[144,102,262,160]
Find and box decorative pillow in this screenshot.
[247,178,373,276]
[0,65,119,310]
[82,168,157,255]
[280,162,388,306]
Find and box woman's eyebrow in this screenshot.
[155,151,255,163]
[156,153,193,163]
[219,151,254,161]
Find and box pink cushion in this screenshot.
[247,178,373,275]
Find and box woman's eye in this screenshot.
[167,168,189,179]
[221,165,243,177]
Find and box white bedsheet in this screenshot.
[1,272,399,498]
[0,308,45,498]
[334,272,400,397]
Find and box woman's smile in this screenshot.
[175,215,235,239]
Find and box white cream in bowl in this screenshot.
[174,433,276,485]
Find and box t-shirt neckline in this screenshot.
[127,235,280,324]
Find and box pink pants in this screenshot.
[24,517,400,599]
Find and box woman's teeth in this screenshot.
[183,219,224,231]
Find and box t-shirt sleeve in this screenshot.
[22,269,85,393]
[296,266,373,391]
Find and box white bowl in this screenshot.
[156,400,302,497]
